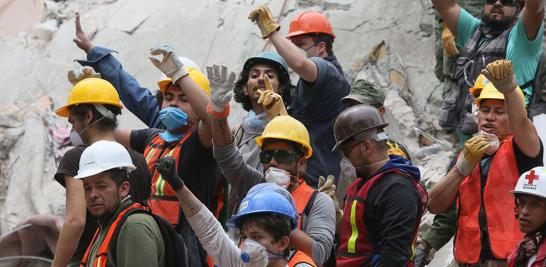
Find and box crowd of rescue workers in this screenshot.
[39,0,546,266]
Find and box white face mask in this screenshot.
[240,239,285,266]
[240,239,269,267]
[264,167,291,188]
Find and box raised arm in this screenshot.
[148,45,213,147]
[73,13,162,128]
[248,6,318,82]
[482,60,541,157]
[521,0,545,40]
[431,0,461,37]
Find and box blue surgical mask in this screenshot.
[242,111,268,133]
[159,107,188,130]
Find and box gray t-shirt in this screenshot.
[213,142,336,265]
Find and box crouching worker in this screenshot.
[155,156,314,267]
[76,141,165,267]
[508,167,546,267]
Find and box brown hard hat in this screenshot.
[332,105,388,152]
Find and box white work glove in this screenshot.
[455,135,491,176]
[481,59,518,94]
[206,65,236,112]
[67,66,101,85]
[149,44,189,83]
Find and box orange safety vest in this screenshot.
[289,180,318,267]
[288,250,317,267]
[80,203,145,267]
[455,136,523,264]
[337,169,427,267]
[143,133,191,225]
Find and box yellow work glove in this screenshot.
[248,5,280,39]
[67,66,101,85]
[481,60,518,94]
[455,135,491,176]
[257,75,288,120]
[318,175,343,226]
[441,26,459,57]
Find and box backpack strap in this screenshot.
[303,190,318,221]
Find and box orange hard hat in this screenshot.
[286,11,335,39]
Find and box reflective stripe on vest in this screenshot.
[337,169,427,267]
[143,133,191,225]
[80,203,145,267]
[288,250,317,267]
[455,136,523,264]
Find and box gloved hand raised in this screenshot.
[481,59,518,94]
[206,65,236,113]
[248,5,280,39]
[149,44,189,84]
[455,135,491,176]
[441,26,458,57]
[257,75,288,120]
[67,66,101,85]
[154,157,184,191]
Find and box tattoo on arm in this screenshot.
[216,118,232,144]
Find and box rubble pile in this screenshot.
[0,0,460,265]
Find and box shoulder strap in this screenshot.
[303,190,318,219]
[108,208,147,264]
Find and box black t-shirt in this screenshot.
[364,173,422,266]
[130,128,221,213]
[54,144,151,263]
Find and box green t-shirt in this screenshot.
[456,8,544,104]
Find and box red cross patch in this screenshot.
[525,170,540,185]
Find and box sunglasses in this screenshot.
[485,0,517,6]
[259,150,301,164]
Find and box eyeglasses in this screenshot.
[485,0,517,6]
[259,150,301,164]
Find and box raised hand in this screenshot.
[149,44,188,83]
[206,65,236,113]
[73,12,95,53]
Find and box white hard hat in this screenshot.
[74,140,136,179]
[513,167,546,199]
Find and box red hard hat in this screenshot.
[286,11,335,39]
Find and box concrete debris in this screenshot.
[0,0,470,265]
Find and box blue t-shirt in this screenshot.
[290,56,350,186]
[456,9,544,103]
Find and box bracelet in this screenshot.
[207,102,230,119]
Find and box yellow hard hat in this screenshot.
[55,78,123,117]
[157,67,210,96]
[255,116,313,159]
[470,81,525,107]
[469,74,490,92]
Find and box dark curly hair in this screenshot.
[234,64,294,112]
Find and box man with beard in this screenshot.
[248,6,350,187]
[206,65,335,266]
[433,0,544,137]
[429,60,544,266]
[332,105,427,266]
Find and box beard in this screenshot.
[482,11,515,30]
